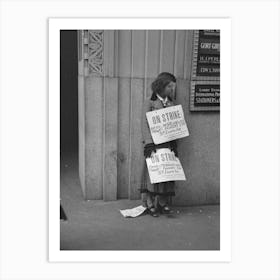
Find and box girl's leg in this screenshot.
[159,195,173,214]
[141,192,148,208]
[149,193,159,217]
[158,195,168,208]
[146,192,154,209]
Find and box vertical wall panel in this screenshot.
[129,79,144,199]
[184,30,194,80]
[104,31,115,77]
[84,77,103,199]
[131,30,146,78]
[161,30,176,74]
[78,75,85,196]
[103,78,118,201]
[117,78,130,198]
[145,78,154,99]
[118,31,132,77]
[146,30,161,78]
[114,31,119,77]
[144,31,149,99]
[174,30,186,79]
[158,30,163,72]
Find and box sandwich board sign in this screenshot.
[146,105,189,144]
[146,148,186,184]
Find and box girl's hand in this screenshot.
[170,140,178,157]
[144,143,156,158]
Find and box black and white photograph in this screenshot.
[1,1,280,279]
[59,26,222,252]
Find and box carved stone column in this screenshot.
[78,30,118,201]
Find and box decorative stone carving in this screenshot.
[88,30,104,75]
[82,30,104,76]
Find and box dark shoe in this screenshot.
[149,207,159,217]
[161,206,173,214]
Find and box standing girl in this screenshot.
[141,72,179,217]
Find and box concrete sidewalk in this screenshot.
[60,154,220,250]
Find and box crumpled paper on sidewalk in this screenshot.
[120,205,147,218]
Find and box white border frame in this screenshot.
[49,18,231,262]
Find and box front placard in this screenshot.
[146,148,186,184]
[146,105,189,144]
